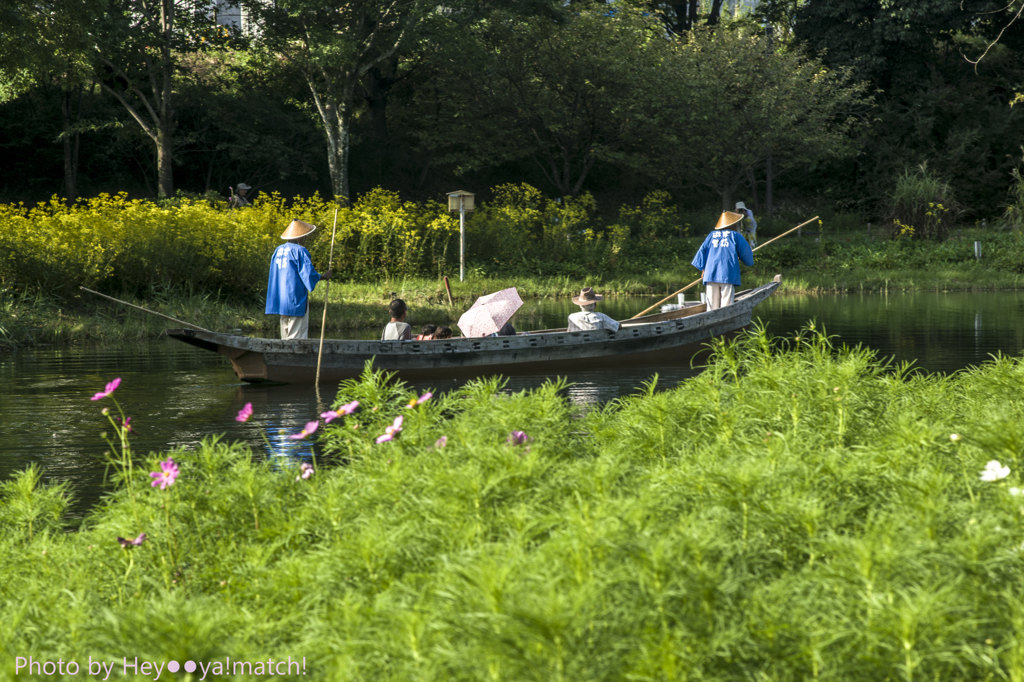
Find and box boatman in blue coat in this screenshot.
[266,219,333,339]
[691,211,754,311]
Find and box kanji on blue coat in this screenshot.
[265,242,322,316]
[691,230,754,286]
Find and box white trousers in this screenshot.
[280,312,309,340]
[706,283,735,311]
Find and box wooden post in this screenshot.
[315,207,339,387]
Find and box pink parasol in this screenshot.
[456,287,524,337]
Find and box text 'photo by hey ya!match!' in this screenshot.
[14,656,308,678]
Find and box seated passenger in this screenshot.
[567,288,620,333]
[381,299,413,341]
[496,322,516,336]
[434,326,453,340]
[415,324,437,341]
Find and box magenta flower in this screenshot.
[117,533,147,548]
[295,462,315,481]
[322,400,359,424]
[236,403,253,423]
[290,420,320,440]
[435,436,448,448]
[149,458,179,490]
[118,417,132,433]
[507,431,531,446]
[91,377,121,401]
[407,392,433,409]
[376,416,404,444]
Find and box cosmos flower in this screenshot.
[290,421,320,440]
[236,403,253,423]
[150,459,179,490]
[507,431,531,446]
[296,462,314,481]
[322,401,359,423]
[118,417,132,433]
[407,392,433,409]
[117,533,147,548]
[980,460,1010,482]
[376,416,404,444]
[91,378,121,401]
[435,436,448,448]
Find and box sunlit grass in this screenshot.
[3,327,1024,679]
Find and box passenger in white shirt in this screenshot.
[567,287,620,333]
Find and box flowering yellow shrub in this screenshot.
[0,191,459,297]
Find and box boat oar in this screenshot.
[629,215,819,319]
[315,207,340,388]
[80,286,214,333]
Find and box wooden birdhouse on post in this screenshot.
[447,190,475,281]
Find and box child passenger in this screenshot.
[381,299,413,341]
[434,326,453,340]
[415,324,437,341]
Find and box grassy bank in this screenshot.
[4,255,1024,350]
[3,329,1024,680]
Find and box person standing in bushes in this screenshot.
[735,201,757,246]
[230,183,251,208]
[692,211,754,311]
[266,220,333,340]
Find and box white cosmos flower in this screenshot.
[980,460,1011,482]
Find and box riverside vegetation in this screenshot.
[3,186,1024,349]
[2,327,1024,680]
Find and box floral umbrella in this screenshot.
[456,287,524,337]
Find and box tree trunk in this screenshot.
[157,0,174,197]
[60,87,78,204]
[365,64,396,183]
[707,0,725,25]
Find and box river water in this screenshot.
[3,291,1024,515]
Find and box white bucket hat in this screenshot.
[735,201,747,211]
[237,183,251,190]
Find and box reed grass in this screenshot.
[2,327,1024,680]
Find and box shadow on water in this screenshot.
[3,290,1024,515]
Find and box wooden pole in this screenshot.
[79,286,214,332]
[315,207,339,387]
[443,276,454,305]
[630,215,818,319]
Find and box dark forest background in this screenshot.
[2,0,1024,225]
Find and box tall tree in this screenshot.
[245,0,434,201]
[414,7,662,196]
[648,27,869,209]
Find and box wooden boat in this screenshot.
[167,276,782,383]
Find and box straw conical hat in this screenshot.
[281,220,316,240]
[715,211,743,230]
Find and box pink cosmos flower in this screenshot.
[295,462,314,481]
[118,417,132,433]
[507,431,531,446]
[117,533,147,548]
[376,416,404,444]
[236,403,253,423]
[91,377,121,401]
[150,458,179,490]
[435,436,448,448]
[322,400,359,423]
[290,420,320,440]
[407,392,433,409]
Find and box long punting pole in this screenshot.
[315,207,340,388]
[79,286,214,333]
[630,216,819,319]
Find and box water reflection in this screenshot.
[2,290,1024,515]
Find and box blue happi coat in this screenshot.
[691,229,754,286]
[265,242,322,316]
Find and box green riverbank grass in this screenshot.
[4,255,1024,350]
[3,328,1024,680]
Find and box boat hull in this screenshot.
[167,279,780,383]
